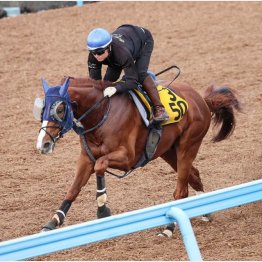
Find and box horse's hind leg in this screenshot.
[188,165,204,192]
[159,139,204,237]
[157,149,178,237]
[188,166,212,222]
[160,149,198,237]
[161,151,204,192]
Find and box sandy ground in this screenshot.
[0,1,262,261]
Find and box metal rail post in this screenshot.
[166,207,202,261]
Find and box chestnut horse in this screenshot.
[36,76,241,236]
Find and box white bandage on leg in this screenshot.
[97,193,107,207]
[53,210,66,225]
[53,214,60,224]
[161,229,173,238]
[97,188,106,193]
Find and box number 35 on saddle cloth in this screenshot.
[129,85,188,127]
[128,85,188,169]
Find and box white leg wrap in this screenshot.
[56,210,66,218]
[53,214,60,224]
[201,214,213,222]
[161,229,173,238]
[97,193,107,207]
[97,188,106,193]
[53,210,66,225]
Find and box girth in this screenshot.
[80,122,162,179]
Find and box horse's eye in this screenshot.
[57,108,64,114]
[50,101,66,122]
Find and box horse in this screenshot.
[36,75,241,236]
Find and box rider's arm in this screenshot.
[104,66,122,82]
[112,49,138,93]
[115,61,138,93]
[88,53,102,80]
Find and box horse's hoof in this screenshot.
[41,219,58,232]
[157,229,173,238]
[41,227,52,232]
[97,205,111,219]
[201,214,213,222]
[157,222,176,238]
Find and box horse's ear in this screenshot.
[59,77,70,97]
[42,79,49,94]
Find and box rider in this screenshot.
[86,24,169,123]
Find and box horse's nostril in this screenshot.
[43,142,52,149]
[40,141,54,154]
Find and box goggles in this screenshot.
[50,101,66,122]
[90,47,108,56]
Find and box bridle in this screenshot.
[40,96,111,145]
[75,96,111,135]
[39,124,62,144]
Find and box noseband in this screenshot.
[39,124,63,144]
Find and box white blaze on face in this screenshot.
[36,120,48,150]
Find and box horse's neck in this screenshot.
[68,78,111,89]
[70,86,102,107]
[69,81,108,130]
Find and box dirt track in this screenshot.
[0,1,262,261]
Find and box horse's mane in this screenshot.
[61,76,113,91]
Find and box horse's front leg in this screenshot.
[94,148,132,219]
[41,152,94,231]
[96,175,111,218]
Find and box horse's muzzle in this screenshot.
[38,141,54,154]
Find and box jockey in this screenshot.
[86,24,169,123]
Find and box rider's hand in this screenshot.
[103,86,117,97]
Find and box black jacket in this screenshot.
[88,24,149,93]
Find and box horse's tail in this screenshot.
[204,85,242,142]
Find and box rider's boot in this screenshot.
[142,75,169,122]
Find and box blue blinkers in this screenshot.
[41,77,74,136]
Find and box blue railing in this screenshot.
[2,7,21,17]
[0,179,261,261]
[2,2,84,17]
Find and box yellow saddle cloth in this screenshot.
[134,85,188,126]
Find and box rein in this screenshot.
[75,96,111,134]
[76,96,111,163]
[81,134,134,178]
[77,96,135,179]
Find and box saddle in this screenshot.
[129,85,188,126]
[129,85,188,168]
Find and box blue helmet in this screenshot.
[87,28,112,50]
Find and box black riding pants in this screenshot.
[135,29,154,84]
